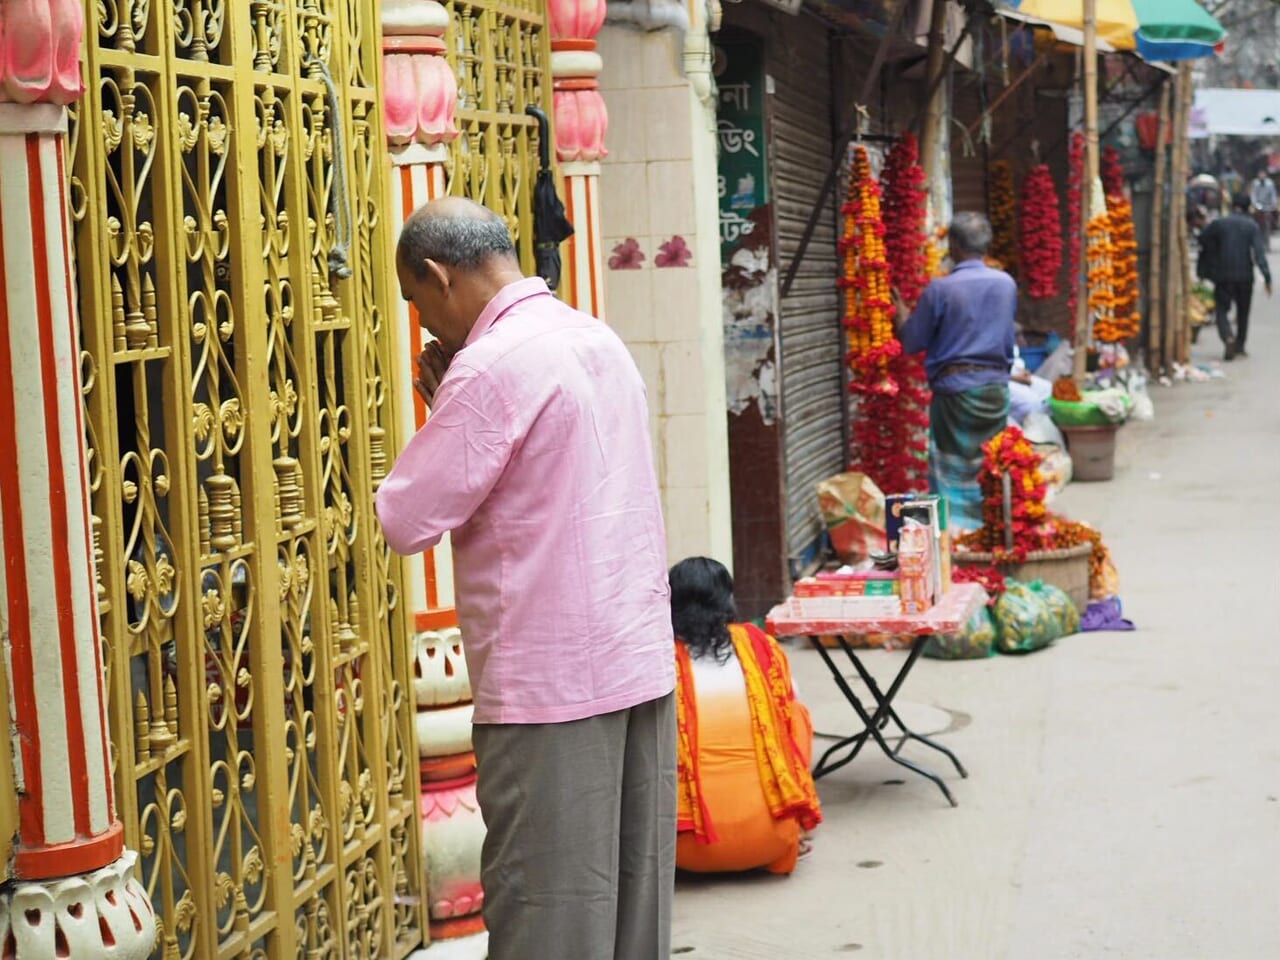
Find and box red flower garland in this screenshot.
[1019,163,1063,301]
[956,426,1118,597]
[880,133,931,492]
[1102,145,1125,199]
[1066,132,1085,327]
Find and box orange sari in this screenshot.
[675,623,822,873]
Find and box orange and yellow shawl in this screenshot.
[675,623,823,844]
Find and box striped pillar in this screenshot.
[388,147,457,630]
[549,0,608,319]
[0,103,121,882]
[0,10,157,947]
[561,161,604,319]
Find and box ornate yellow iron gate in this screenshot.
[69,2,422,957]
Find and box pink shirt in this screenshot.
[376,278,675,724]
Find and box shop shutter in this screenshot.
[771,21,846,572]
[951,77,991,218]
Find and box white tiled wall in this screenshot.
[598,24,733,569]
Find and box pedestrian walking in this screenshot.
[894,212,1016,532]
[1249,169,1277,251]
[376,198,676,960]
[1197,192,1273,360]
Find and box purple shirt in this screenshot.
[900,259,1016,395]
[376,278,675,724]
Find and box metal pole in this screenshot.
[1073,0,1099,384]
[918,0,952,214]
[1147,80,1171,372]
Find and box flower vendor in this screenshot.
[670,557,822,876]
[894,212,1017,531]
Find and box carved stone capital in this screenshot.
[0,851,157,959]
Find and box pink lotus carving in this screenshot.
[416,53,458,145]
[420,776,485,923]
[383,52,458,146]
[548,0,607,41]
[0,0,84,105]
[553,87,608,163]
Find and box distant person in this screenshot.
[894,212,1016,531]
[1197,192,1273,361]
[1250,169,1277,250]
[669,557,821,876]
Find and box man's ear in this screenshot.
[424,258,450,293]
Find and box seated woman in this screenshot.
[671,557,822,875]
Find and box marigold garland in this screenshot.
[956,426,1118,598]
[1100,150,1141,343]
[840,146,900,395]
[988,160,1019,278]
[1052,376,1082,402]
[1067,133,1085,326]
[1019,163,1063,301]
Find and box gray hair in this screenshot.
[949,212,993,257]
[397,200,516,276]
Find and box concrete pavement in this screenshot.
[672,278,1280,958]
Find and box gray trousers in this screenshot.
[472,693,676,960]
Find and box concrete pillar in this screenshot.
[0,2,156,957]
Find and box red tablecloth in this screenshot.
[765,582,987,639]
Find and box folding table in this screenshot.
[766,582,986,807]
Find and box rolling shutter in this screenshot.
[771,20,846,571]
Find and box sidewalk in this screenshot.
[671,276,1280,958]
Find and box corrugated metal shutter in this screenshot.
[771,20,844,570]
[951,78,989,217]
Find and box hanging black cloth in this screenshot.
[525,106,574,291]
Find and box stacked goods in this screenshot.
[1019,163,1063,301]
[988,160,1019,277]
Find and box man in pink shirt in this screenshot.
[376,198,676,960]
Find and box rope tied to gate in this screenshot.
[308,56,354,280]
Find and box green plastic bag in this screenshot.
[994,580,1059,653]
[1036,582,1080,637]
[925,605,996,660]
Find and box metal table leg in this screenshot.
[807,634,964,806]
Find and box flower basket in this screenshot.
[952,542,1091,614]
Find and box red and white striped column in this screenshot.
[383,4,488,955]
[0,3,156,958]
[550,0,609,320]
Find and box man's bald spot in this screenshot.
[398,198,517,275]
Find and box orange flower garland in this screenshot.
[1052,376,1082,402]
[989,160,1018,278]
[1100,149,1140,343]
[1086,203,1119,343]
[840,146,900,395]
[957,427,1118,598]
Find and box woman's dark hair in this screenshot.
[669,557,737,664]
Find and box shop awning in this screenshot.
[999,7,1116,53]
[1189,88,1280,139]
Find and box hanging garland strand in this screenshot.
[881,133,931,493]
[1066,132,1086,326]
[1101,146,1141,342]
[988,159,1019,278]
[841,146,901,395]
[1019,163,1063,301]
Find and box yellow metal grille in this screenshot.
[69,1,423,956]
[445,0,552,273]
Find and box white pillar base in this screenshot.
[409,931,489,960]
[0,851,157,959]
